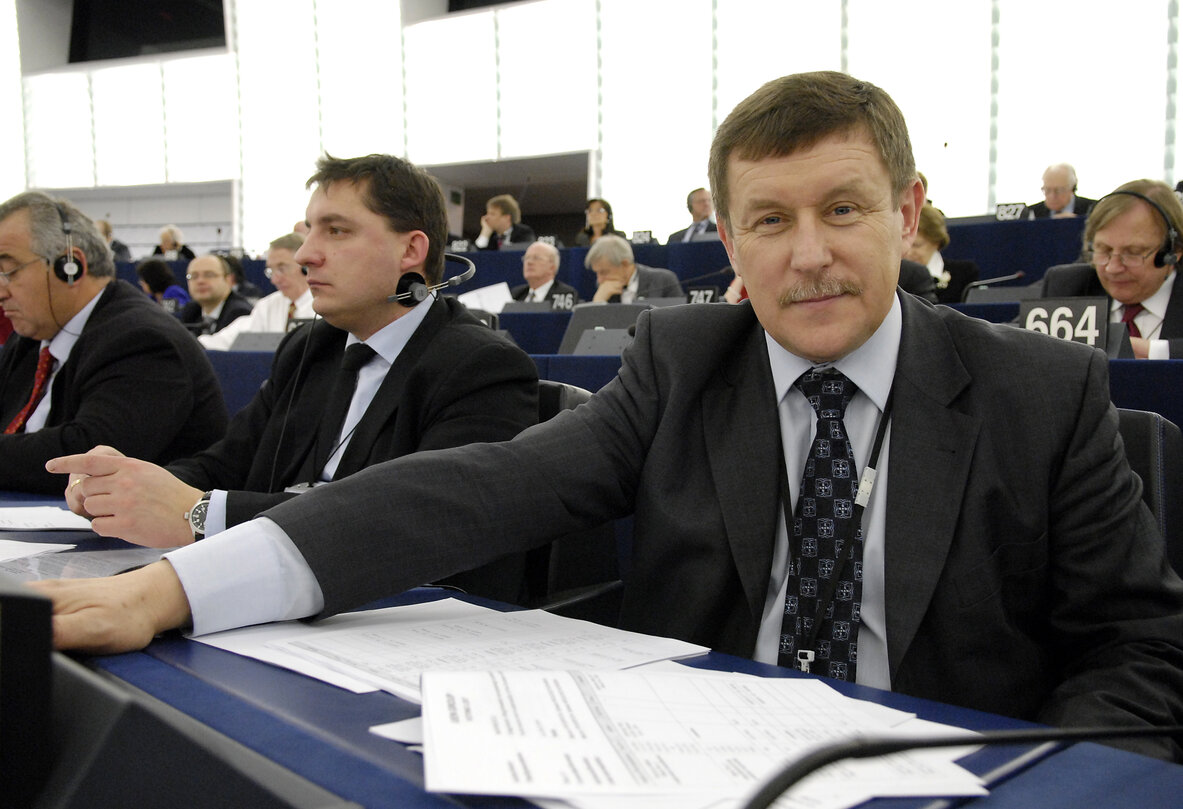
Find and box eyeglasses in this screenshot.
[264,265,301,279]
[186,271,225,281]
[0,256,46,286]
[1089,247,1158,269]
[1041,186,1071,195]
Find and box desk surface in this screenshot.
[6,507,1183,808]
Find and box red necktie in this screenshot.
[5,347,56,434]
[1121,303,1144,339]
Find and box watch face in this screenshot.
[189,500,209,533]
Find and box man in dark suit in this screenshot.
[1042,179,1183,359]
[587,235,683,302]
[178,254,254,335]
[1027,163,1097,219]
[667,187,720,244]
[37,74,1183,761]
[475,194,535,250]
[52,154,539,604]
[0,192,227,493]
[510,241,579,309]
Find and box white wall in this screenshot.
[3,0,1181,253]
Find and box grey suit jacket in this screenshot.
[261,292,1183,759]
[633,264,683,300]
[1043,262,1183,357]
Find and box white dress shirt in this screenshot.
[524,279,555,302]
[1109,271,1176,359]
[752,294,901,689]
[26,287,104,433]
[199,289,315,351]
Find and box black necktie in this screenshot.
[779,368,864,682]
[312,343,377,480]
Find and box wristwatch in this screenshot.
[184,491,213,541]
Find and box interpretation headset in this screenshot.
[386,253,476,306]
[1096,190,1180,269]
[51,202,83,285]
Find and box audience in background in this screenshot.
[905,205,980,303]
[587,234,682,303]
[199,233,314,351]
[152,224,196,261]
[1028,163,1096,219]
[0,191,227,493]
[178,254,254,336]
[1043,179,1183,358]
[667,188,719,244]
[94,219,131,263]
[510,241,579,309]
[222,253,264,302]
[574,198,626,246]
[476,194,535,250]
[136,258,190,315]
[53,153,539,604]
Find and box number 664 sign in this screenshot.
[1018,297,1110,348]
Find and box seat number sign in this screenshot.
[1019,297,1109,348]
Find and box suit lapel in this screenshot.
[883,296,980,678]
[702,320,782,624]
[1161,273,1183,339]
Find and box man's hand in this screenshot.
[27,561,193,653]
[47,450,203,548]
[1130,336,1151,359]
[478,214,495,240]
[593,279,625,303]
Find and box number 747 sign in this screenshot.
[1018,297,1110,348]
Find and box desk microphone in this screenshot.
[387,253,476,305]
[679,266,735,286]
[959,270,1026,301]
[740,723,1183,809]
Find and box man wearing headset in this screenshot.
[55,154,539,604]
[0,192,228,493]
[1042,179,1183,359]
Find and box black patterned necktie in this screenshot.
[779,368,864,682]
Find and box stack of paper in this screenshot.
[416,668,986,809]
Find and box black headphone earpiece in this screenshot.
[1098,190,1180,269]
[391,272,429,307]
[51,203,82,285]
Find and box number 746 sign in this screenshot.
[1018,297,1110,348]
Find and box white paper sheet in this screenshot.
[0,539,76,562]
[272,607,708,703]
[0,506,93,530]
[457,281,514,313]
[0,546,168,580]
[419,669,985,806]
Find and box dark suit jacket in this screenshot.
[167,296,540,603]
[667,220,719,244]
[898,259,938,303]
[261,291,1183,760]
[510,279,580,309]
[179,290,254,334]
[1027,196,1097,219]
[0,281,228,493]
[1042,262,1183,357]
[933,257,979,304]
[631,264,683,300]
[109,239,131,263]
[479,223,536,250]
[153,244,197,261]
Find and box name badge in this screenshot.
[1019,297,1109,348]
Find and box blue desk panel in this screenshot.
[945,217,1086,283]
[500,311,571,355]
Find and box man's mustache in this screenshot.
[779,277,861,305]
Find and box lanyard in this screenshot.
[777,383,895,673]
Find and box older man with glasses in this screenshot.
[0,191,227,492]
[1042,179,1183,358]
[199,233,315,350]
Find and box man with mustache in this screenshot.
[38,72,1183,761]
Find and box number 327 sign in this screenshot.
[1018,297,1110,348]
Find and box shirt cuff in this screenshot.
[165,517,325,636]
[204,489,229,536]
[474,234,490,248]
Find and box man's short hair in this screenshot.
[160,224,184,244]
[916,204,950,250]
[708,71,916,230]
[686,187,707,212]
[136,258,178,294]
[487,194,521,224]
[1045,163,1078,191]
[0,191,115,279]
[1084,179,1183,254]
[306,153,448,285]
[95,218,113,239]
[584,234,634,269]
[269,232,305,252]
